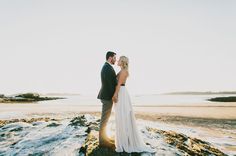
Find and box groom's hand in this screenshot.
[112,95,118,103]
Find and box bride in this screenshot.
[112,56,155,153]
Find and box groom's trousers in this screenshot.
[99,99,113,144]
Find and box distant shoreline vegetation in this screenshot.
[208,96,236,102]
[0,93,65,103]
[163,91,236,95]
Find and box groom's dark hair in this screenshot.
[106,51,116,60]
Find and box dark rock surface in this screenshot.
[208,96,236,102]
[0,93,65,103]
[0,115,228,156]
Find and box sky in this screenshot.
[0,0,236,95]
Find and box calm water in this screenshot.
[38,94,236,106]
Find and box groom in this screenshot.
[97,51,117,149]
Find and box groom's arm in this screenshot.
[102,66,117,99]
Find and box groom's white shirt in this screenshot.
[106,61,113,67]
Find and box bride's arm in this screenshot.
[112,70,128,103]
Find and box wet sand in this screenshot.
[0,102,236,120]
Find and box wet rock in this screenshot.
[1,115,88,155]
[69,115,88,127]
[79,131,117,156]
[77,116,151,156]
[32,121,46,126]
[147,127,227,156]
[0,117,56,128]
[79,129,150,156]
[0,115,228,156]
[9,126,24,132]
[46,122,61,127]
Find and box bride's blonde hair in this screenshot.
[119,56,129,70]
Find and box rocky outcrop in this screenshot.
[78,116,227,156]
[0,93,65,103]
[0,117,59,128]
[0,115,228,156]
[208,96,236,102]
[147,127,227,156]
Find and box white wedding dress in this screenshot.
[114,85,155,153]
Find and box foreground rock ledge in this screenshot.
[0,115,227,156]
[77,115,227,156]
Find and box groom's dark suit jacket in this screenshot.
[97,62,117,100]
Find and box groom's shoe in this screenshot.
[107,142,115,151]
[110,142,116,151]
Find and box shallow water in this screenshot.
[20,94,236,106]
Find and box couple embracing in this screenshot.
[97,51,155,153]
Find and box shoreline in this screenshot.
[1,104,236,120]
[1,111,235,131]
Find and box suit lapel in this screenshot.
[105,62,115,73]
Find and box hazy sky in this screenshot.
[0,0,236,95]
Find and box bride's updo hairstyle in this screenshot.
[120,56,129,70]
